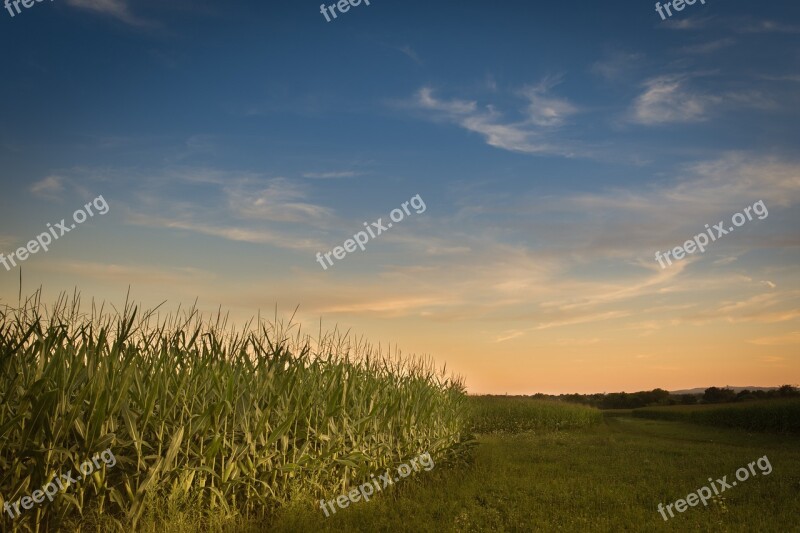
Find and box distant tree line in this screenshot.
[527,384,799,410]
[700,385,800,404]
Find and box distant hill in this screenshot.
[670,386,780,395]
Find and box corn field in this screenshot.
[469,396,602,434]
[0,291,471,532]
[632,399,800,433]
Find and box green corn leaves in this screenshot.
[0,292,471,531]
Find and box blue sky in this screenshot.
[1,0,799,393]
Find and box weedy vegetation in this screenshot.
[0,291,472,532]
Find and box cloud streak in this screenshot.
[66,0,153,27]
[631,74,719,124]
[30,176,66,200]
[411,83,583,157]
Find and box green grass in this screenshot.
[468,396,603,434]
[632,399,800,433]
[266,415,800,532]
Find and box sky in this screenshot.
[0,0,798,394]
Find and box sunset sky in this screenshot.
[0,0,798,394]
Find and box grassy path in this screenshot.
[266,415,800,532]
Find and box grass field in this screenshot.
[267,406,800,532]
[632,399,800,433]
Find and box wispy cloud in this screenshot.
[679,38,736,55]
[520,76,578,127]
[660,16,712,31]
[631,74,719,124]
[630,74,776,125]
[535,311,630,331]
[554,337,602,346]
[66,0,153,27]
[757,74,800,83]
[30,176,66,200]
[661,16,800,34]
[126,213,325,251]
[394,45,422,65]
[226,178,334,223]
[318,296,445,317]
[494,330,526,343]
[383,154,800,334]
[411,81,583,157]
[302,171,360,179]
[748,332,800,346]
[681,291,800,326]
[444,153,798,270]
[62,166,336,250]
[738,19,800,34]
[44,260,215,285]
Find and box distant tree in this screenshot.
[778,384,799,397]
[640,388,671,405]
[678,394,699,405]
[703,387,736,404]
[736,389,756,402]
